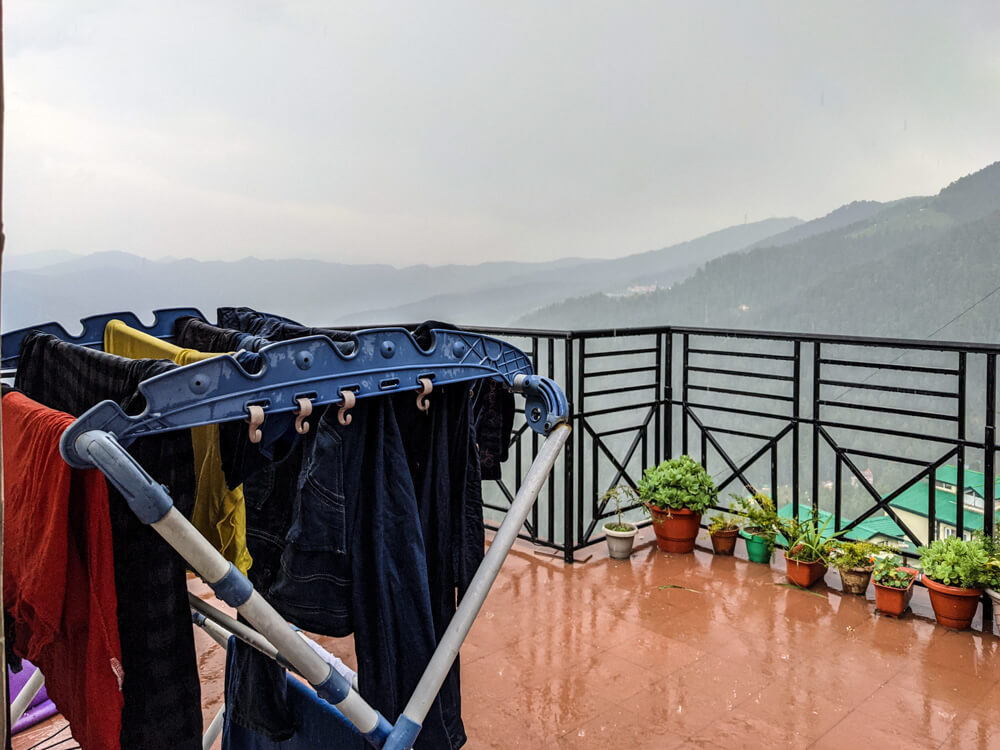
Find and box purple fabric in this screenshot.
[9,660,58,734]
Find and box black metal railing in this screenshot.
[467,325,1000,566]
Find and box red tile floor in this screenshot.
[13,526,1000,748]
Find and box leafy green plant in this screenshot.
[781,511,842,563]
[972,530,1000,589]
[828,540,887,571]
[730,492,780,551]
[638,456,717,514]
[872,554,916,589]
[601,486,638,533]
[708,514,739,535]
[917,537,990,589]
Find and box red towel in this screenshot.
[3,390,124,749]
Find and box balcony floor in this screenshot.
[13,527,1000,749]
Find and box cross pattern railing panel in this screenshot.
[461,324,1000,565]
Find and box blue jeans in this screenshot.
[221,638,364,750]
[215,310,476,748]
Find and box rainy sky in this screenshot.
[3,1,1000,266]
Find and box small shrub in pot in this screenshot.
[917,537,990,630]
[601,487,638,560]
[828,540,886,595]
[639,456,717,553]
[780,511,840,588]
[872,554,918,617]
[972,530,1000,611]
[707,514,740,556]
[732,492,779,563]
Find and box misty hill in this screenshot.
[744,200,894,249]
[1,217,800,332]
[337,217,801,325]
[520,160,1000,344]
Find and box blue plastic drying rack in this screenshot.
[2,308,571,750]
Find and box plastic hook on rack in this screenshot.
[246,405,265,444]
[338,390,356,426]
[294,397,313,435]
[416,377,433,412]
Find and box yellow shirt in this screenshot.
[104,319,253,574]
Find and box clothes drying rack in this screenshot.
[2,308,571,750]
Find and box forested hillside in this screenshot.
[521,162,1000,343]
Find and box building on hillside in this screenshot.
[776,504,913,554]
[777,465,998,553]
[890,465,1000,543]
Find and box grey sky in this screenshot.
[4,1,1000,266]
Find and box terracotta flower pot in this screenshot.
[923,576,983,630]
[785,556,827,588]
[873,568,918,617]
[647,505,702,553]
[839,567,873,595]
[710,529,739,556]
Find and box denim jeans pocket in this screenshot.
[242,463,276,511]
[286,426,347,553]
[286,474,347,553]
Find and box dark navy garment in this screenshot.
[206,309,493,748]
[393,386,482,747]
[174,316,271,355]
[217,307,356,353]
[221,638,364,750]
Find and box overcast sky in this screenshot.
[4,1,1000,266]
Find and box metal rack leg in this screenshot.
[9,668,45,727]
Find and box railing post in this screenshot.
[985,353,996,540]
[576,336,585,555]
[812,342,821,514]
[956,351,966,539]
[984,353,996,625]
[792,341,801,521]
[682,333,690,455]
[563,335,576,563]
[665,329,673,462]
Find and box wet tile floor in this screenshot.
[14,525,1000,748]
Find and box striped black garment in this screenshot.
[216,306,357,351]
[173,316,269,354]
[15,332,202,750]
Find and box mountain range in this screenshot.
[520,161,1000,344]
[1,217,799,332]
[4,160,1000,345]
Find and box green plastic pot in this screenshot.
[741,529,772,563]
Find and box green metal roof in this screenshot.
[931,465,1000,498]
[889,480,993,531]
[776,504,911,551]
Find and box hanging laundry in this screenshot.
[216,307,357,352]
[104,318,253,574]
[174,315,269,354]
[220,639,363,750]
[2,389,124,749]
[182,314,465,748]
[15,332,203,750]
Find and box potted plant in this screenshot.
[973,530,1000,610]
[872,554,918,617]
[732,492,779,564]
[601,487,639,560]
[638,456,717,553]
[707,514,740,556]
[828,540,886,595]
[781,511,839,588]
[917,537,989,630]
